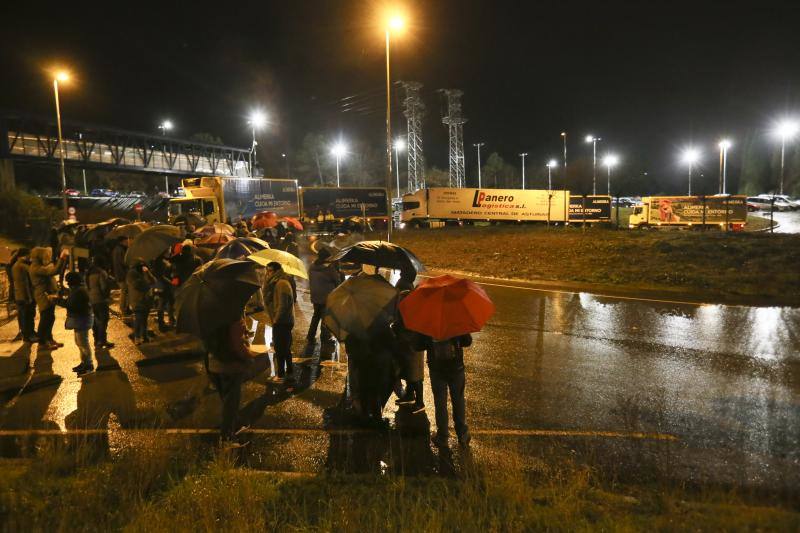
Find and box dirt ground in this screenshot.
[395,225,800,305]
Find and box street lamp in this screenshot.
[773,120,799,195]
[158,120,174,193]
[385,12,405,241]
[602,154,619,195]
[331,142,347,187]
[248,110,267,177]
[52,70,70,217]
[546,159,557,190]
[680,148,700,196]
[561,132,568,223]
[519,153,528,189]
[585,134,602,195]
[394,137,406,199]
[718,139,732,194]
[473,142,485,188]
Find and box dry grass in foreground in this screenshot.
[395,226,800,305]
[0,435,797,531]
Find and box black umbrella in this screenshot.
[172,213,207,228]
[175,259,262,337]
[125,225,183,265]
[214,237,270,260]
[80,218,131,243]
[323,273,399,341]
[105,222,149,241]
[330,241,426,273]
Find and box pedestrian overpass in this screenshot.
[0,112,254,182]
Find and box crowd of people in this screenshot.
[5,217,474,451]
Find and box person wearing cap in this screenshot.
[64,271,95,375]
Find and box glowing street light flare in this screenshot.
[249,110,267,129]
[603,154,619,195]
[546,159,558,190]
[718,139,732,150]
[331,142,347,187]
[51,68,71,216]
[681,147,700,195]
[55,71,70,82]
[585,134,602,195]
[773,120,798,195]
[388,15,405,31]
[393,138,406,151]
[160,120,174,131]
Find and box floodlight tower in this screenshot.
[402,81,426,192]
[440,89,467,188]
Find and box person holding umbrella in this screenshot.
[174,259,267,445]
[305,247,343,358]
[111,237,130,317]
[399,275,495,449]
[263,261,295,382]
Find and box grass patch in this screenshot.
[395,225,800,305]
[0,436,797,531]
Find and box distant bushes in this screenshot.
[0,188,57,243]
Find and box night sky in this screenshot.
[2,0,800,192]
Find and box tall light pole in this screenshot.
[52,70,70,217]
[385,14,405,240]
[519,152,528,189]
[603,154,619,195]
[774,120,799,195]
[78,132,88,195]
[158,120,173,193]
[546,159,557,190]
[331,142,347,187]
[473,142,484,188]
[585,135,602,195]
[394,137,406,199]
[681,148,700,196]
[248,111,267,177]
[282,152,291,178]
[718,139,732,194]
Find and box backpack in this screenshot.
[430,339,458,363]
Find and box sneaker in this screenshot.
[431,432,450,449]
[50,341,64,349]
[77,365,94,376]
[411,403,426,414]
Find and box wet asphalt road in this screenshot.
[0,277,798,491]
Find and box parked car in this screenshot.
[90,188,116,197]
[128,191,147,198]
[613,197,635,207]
[156,191,171,198]
[63,188,80,197]
[756,194,799,210]
[748,196,794,211]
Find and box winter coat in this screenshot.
[87,266,111,305]
[309,261,343,305]
[126,267,155,311]
[171,251,202,286]
[392,292,424,382]
[205,319,257,374]
[111,243,128,281]
[264,271,294,326]
[11,258,33,303]
[29,247,65,311]
[65,284,93,331]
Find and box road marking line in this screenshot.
[0,428,677,441]
[419,273,708,307]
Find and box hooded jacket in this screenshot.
[29,247,65,311]
[11,257,33,303]
[264,271,294,326]
[309,260,343,305]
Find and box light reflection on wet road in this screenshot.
[0,276,798,489]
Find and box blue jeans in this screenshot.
[74,329,93,367]
[429,365,468,440]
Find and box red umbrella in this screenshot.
[398,275,494,340]
[280,216,304,231]
[252,211,278,230]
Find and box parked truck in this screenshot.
[401,188,614,227]
[628,195,747,230]
[168,177,300,224]
[299,186,389,231]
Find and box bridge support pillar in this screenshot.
[0,160,15,191]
